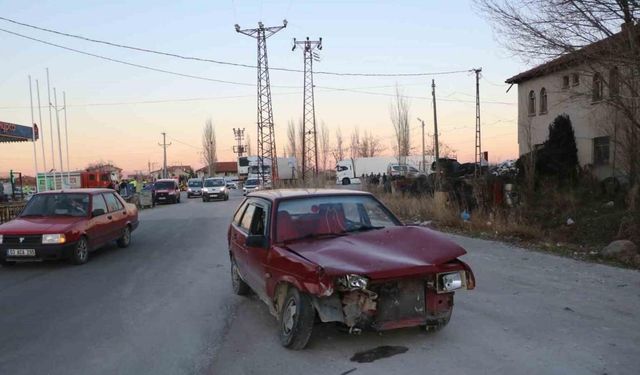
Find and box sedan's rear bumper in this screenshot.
[1,242,78,262]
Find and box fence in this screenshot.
[0,202,27,224]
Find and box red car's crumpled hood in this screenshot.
[284,226,466,280]
[0,217,85,235]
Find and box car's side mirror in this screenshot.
[92,208,106,217]
[246,235,269,249]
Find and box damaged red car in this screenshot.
[228,189,475,349]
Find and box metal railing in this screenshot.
[0,202,27,224]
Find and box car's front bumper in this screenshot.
[187,190,202,196]
[1,242,78,262]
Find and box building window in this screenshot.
[528,90,536,116]
[572,73,580,86]
[609,67,620,98]
[593,136,610,165]
[562,75,570,89]
[539,87,548,114]
[592,73,603,102]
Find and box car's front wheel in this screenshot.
[117,226,131,248]
[279,288,315,350]
[70,237,89,265]
[231,260,250,296]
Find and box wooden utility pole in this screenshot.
[159,132,171,178]
[431,80,440,166]
[417,117,426,172]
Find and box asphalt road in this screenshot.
[1,189,639,375]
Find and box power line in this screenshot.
[0,27,296,89]
[0,16,474,78]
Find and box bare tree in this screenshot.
[475,0,640,183]
[333,127,346,164]
[245,133,253,156]
[286,120,297,158]
[349,127,360,159]
[390,86,411,165]
[319,121,330,171]
[359,130,386,157]
[202,119,217,177]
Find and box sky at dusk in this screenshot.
[0,0,528,176]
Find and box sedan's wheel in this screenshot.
[231,261,251,296]
[70,237,89,265]
[279,288,315,350]
[117,226,131,248]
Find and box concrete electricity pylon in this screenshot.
[235,20,287,183]
[293,36,322,181]
[473,68,482,176]
[159,132,171,178]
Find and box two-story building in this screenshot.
[506,23,639,181]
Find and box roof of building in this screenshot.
[506,23,639,84]
[250,188,371,200]
[197,161,238,173]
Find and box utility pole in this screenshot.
[293,36,322,181]
[159,132,171,178]
[28,76,39,192]
[63,92,70,183]
[53,88,64,186]
[235,20,287,184]
[36,79,47,191]
[417,117,426,173]
[431,79,440,169]
[46,68,57,189]
[232,128,246,157]
[473,67,482,176]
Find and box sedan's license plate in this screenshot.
[158,197,166,200]
[7,249,36,256]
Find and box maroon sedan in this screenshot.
[228,189,475,349]
[0,189,139,266]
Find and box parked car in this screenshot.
[387,163,421,179]
[227,189,475,349]
[242,178,262,196]
[154,179,181,204]
[202,177,229,202]
[187,178,203,198]
[0,189,139,266]
[225,178,239,190]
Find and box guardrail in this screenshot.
[0,202,27,224]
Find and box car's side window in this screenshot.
[103,193,123,212]
[239,204,256,232]
[233,201,249,225]
[249,206,267,236]
[92,194,108,215]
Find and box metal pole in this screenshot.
[36,80,47,191]
[63,92,71,183]
[29,75,39,193]
[46,68,57,189]
[431,80,440,165]
[421,119,426,172]
[53,88,65,187]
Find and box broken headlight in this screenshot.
[336,274,369,291]
[437,272,464,293]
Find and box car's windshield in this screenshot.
[188,180,202,188]
[204,179,225,187]
[20,193,90,217]
[275,195,399,243]
[155,181,175,189]
[245,179,259,186]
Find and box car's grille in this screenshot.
[372,279,426,323]
[3,235,42,246]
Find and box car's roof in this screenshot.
[37,188,113,195]
[155,179,177,182]
[250,188,372,200]
[204,177,225,179]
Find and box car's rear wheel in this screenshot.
[117,225,131,248]
[70,236,89,265]
[279,288,315,350]
[231,260,250,296]
[342,178,351,185]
